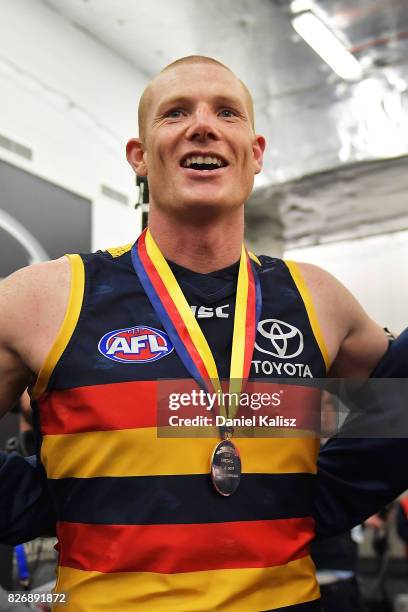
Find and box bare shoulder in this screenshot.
[0,257,71,373]
[293,261,388,376]
[0,257,70,323]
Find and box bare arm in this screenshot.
[0,258,70,417]
[296,262,388,377]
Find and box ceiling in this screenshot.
[42,0,408,247]
[248,154,408,247]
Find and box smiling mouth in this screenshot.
[180,155,228,171]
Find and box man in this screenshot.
[0,56,393,611]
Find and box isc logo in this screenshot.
[98,326,174,364]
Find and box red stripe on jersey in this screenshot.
[57,518,314,574]
[38,381,158,434]
[39,380,321,435]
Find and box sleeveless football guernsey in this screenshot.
[31,245,329,611]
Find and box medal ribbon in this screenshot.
[131,228,261,420]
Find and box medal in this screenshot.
[131,229,261,495]
[211,435,241,496]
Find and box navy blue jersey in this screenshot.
[1,254,407,606]
[27,246,327,611]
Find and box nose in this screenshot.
[185,106,220,142]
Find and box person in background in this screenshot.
[312,391,365,612]
[0,392,56,612]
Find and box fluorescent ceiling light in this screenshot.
[292,12,363,81]
[290,0,314,13]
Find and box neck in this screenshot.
[147,207,244,273]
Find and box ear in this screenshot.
[126,138,148,176]
[252,135,266,174]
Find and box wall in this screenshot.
[285,230,408,334]
[0,0,146,251]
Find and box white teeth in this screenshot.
[183,155,224,168]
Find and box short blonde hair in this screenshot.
[138,55,255,141]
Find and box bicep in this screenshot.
[329,309,388,377]
[0,258,70,418]
[295,262,388,376]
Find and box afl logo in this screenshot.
[255,319,304,359]
[98,326,174,364]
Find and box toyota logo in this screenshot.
[255,319,304,359]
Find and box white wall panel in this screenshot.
[0,0,145,251]
[285,230,408,334]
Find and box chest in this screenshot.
[49,264,326,392]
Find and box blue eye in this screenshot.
[167,109,184,118]
[219,109,236,118]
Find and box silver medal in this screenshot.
[210,438,241,496]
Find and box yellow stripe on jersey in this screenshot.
[41,429,318,478]
[31,255,85,400]
[106,243,133,258]
[53,556,320,612]
[285,260,331,371]
[229,246,249,397]
[248,251,261,265]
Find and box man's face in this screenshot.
[128,63,265,218]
